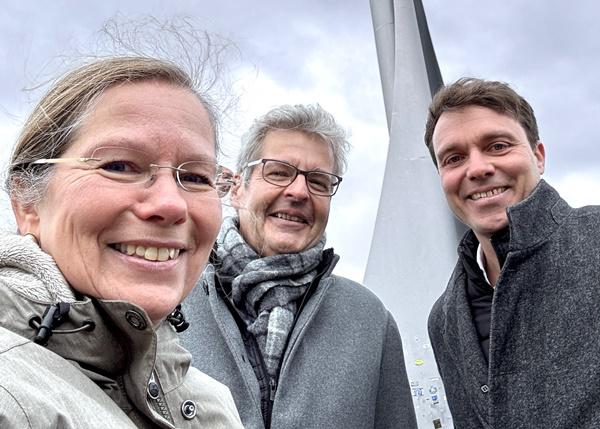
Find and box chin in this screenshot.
[142,302,178,324]
[127,287,186,323]
[265,242,302,256]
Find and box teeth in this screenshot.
[274,213,305,223]
[471,187,506,201]
[113,244,181,261]
[157,248,169,262]
[145,247,158,261]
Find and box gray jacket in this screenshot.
[181,252,417,429]
[0,233,243,428]
[428,180,600,428]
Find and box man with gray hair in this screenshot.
[182,104,416,429]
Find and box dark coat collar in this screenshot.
[457,179,570,254]
[506,179,571,249]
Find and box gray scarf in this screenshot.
[215,216,325,377]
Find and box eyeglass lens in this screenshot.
[86,146,230,195]
[262,159,338,195]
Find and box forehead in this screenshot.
[67,80,216,160]
[259,130,334,169]
[432,106,526,152]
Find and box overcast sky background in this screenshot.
[1,1,599,284]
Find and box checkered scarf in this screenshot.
[215,216,325,377]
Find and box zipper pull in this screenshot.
[269,378,277,401]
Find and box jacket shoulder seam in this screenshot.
[0,383,32,428]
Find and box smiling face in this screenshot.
[432,105,545,241]
[232,130,334,256]
[13,80,222,323]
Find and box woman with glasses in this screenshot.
[0,57,243,427]
[181,104,417,429]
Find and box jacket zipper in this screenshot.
[147,371,174,424]
[269,378,277,401]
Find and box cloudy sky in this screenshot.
[1,0,599,284]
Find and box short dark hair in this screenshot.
[424,77,540,167]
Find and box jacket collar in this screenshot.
[506,179,571,250]
[457,179,570,267]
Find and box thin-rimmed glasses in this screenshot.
[245,158,342,196]
[28,146,234,197]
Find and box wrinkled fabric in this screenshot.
[429,180,600,428]
[0,233,243,428]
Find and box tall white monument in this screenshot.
[366,1,464,427]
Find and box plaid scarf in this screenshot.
[215,216,325,377]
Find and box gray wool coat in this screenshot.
[428,180,600,428]
[181,253,417,429]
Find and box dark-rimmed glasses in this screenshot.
[245,158,342,196]
[29,146,234,197]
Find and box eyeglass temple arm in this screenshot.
[31,157,100,165]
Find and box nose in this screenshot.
[134,170,188,225]
[284,174,310,200]
[466,152,495,180]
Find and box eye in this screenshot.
[489,142,509,152]
[99,160,141,174]
[269,168,293,178]
[307,173,333,192]
[442,154,465,167]
[177,161,218,191]
[264,162,295,181]
[179,171,212,186]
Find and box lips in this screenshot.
[469,187,507,201]
[110,243,182,262]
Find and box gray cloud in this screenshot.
[1,1,598,283]
[424,0,600,178]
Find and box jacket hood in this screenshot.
[0,233,76,303]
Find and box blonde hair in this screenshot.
[7,57,219,207]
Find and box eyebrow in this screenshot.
[478,130,520,143]
[85,139,217,163]
[268,158,335,174]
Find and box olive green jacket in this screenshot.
[0,233,243,428]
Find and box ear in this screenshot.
[533,141,546,175]
[229,174,245,210]
[11,198,40,237]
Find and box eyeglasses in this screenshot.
[29,146,234,198]
[245,158,342,196]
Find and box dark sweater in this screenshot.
[462,228,510,362]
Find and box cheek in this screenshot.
[39,191,105,248]
[440,172,460,195]
[190,199,222,247]
[314,199,331,230]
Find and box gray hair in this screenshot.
[6,56,219,208]
[237,104,350,180]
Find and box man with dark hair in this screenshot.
[426,77,600,428]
